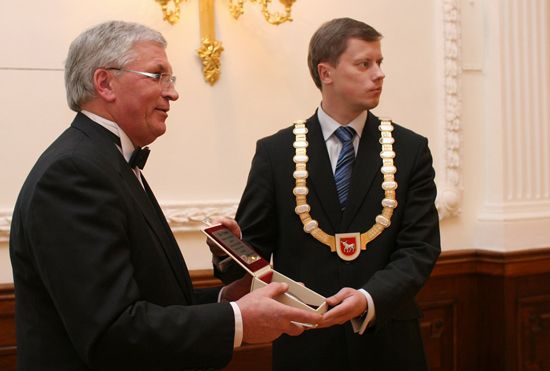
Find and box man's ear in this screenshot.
[318,62,333,86]
[93,69,116,102]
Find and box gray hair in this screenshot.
[64,20,167,112]
[308,18,382,90]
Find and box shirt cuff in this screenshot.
[229,302,243,348]
[350,289,376,335]
[217,286,225,302]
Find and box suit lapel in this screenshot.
[71,114,193,302]
[305,114,342,232]
[141,176,194,302]
[120,170,193,303]
[72,115,165,239]
[341,112,381,230]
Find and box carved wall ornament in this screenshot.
[156,0,296,85]
[436,0,463,220]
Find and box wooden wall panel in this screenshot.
[419,300,456,371]
[417,274,479,371]
[518,294,550,371]
[0,284,16,371]
[1,249,549,371]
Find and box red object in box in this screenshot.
[202,224,327,315]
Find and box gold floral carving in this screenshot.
[156,0,186,25]
[229,0,296,25]
[156,0,296,85]
[197,38,224,85]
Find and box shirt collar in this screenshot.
[81,110,136,163]
[317,104,367,141]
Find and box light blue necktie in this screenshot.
[334,126,356,210]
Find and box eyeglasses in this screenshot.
[106,68,176,89]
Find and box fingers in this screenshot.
[285,322,307,336]
[319,288,367,328]
[236,283,322,344]
[206,217,241,256]
[207,239,227,257]
[258,281,289,297]
[211,217,241,238]
[288,310,323,329]
[324,287,353,306]
[272,293,323,330]
[320,303,351,327]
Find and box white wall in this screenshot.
[1,0,549,283]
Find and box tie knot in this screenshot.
[129,147,150,170]
[334,126,356,143]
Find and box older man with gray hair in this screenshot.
[9,20,321,371]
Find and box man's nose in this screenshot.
[163,84,179,101]
[374,65,385,80]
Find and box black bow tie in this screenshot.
[129,147,150,170]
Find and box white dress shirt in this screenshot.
[81,110,144,187]
[317,105,376,334]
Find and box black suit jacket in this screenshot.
[10,113,235,371]
[235,111,441,370]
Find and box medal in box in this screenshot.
[202,224,328,316]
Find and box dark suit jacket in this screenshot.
[235,111,441,371]
[10,113,235,371]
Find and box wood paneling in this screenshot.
[417,249,550,371]
[419,299,456,371]
[518,295,550,371]
[0,284,16,370]
[417,273,479,370]
[1,248,550,371]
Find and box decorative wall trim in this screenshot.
[435,0,463,220]
[0,201,239,243]
[0,67,64,72]
[161,200,238,233]
[0,210,10,244]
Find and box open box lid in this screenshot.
[202,224,327,312]
[202,224,273,281]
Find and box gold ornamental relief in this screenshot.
[228,0,246,19]
[197,38,224,85]
[229,0,296,25]
[156,0,297,85]
[156,0,187,25]
[259,0,296,25]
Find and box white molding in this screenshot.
[0,210,11,244]
[478,200,550,222]
[435,0,463,220]
[0,201,239,243]
[475,217,550,251]
[162,200,238,232]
